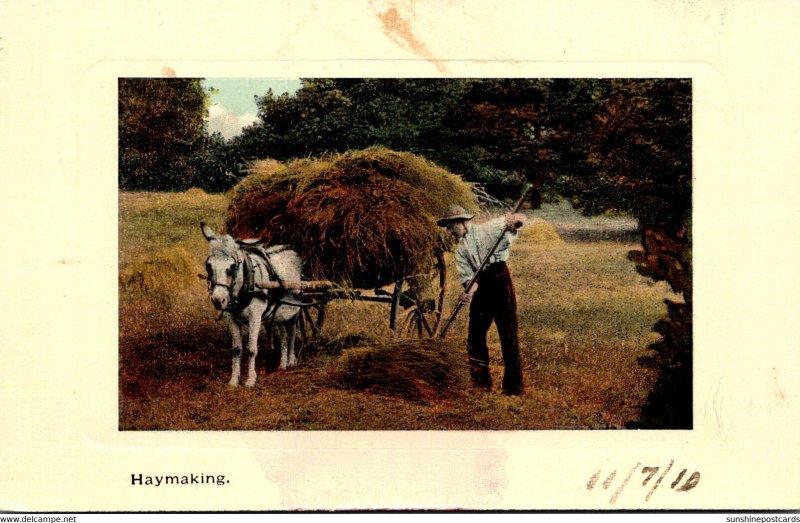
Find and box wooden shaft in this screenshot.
[258,280,337,291]
[302,306,319,336]
[352,295,395,304]
[431,248,447,337]
[315,303,327,330]
[389,279,404,334]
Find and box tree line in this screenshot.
[119,77,692,428]
[119,78,690,229]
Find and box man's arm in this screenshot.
[461,279,478,304]
[455,245,475,287]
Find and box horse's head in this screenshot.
[201,222,244,311]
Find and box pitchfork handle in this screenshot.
[437,184,533,338]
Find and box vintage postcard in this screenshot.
[1,0,798,513]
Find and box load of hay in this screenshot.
[328,338,468,403]
[226,147,478,289]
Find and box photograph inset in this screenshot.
[119,78,692,431]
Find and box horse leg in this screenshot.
[227,316,243,387]
[275,323,289,371]
[244,302,267,388]
[286,316,298,369]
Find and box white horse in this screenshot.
[201,222,303,387]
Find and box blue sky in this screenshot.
[202,78,302,139]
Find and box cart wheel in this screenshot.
[298,302,328,342]
[398,249,447,338]
[401,305,436,338]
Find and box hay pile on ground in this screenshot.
[226,147,477,289]
[527,219,563,244]
[320,333,381,353]
[183,187,208,198]
[328,338,468,403]
[297,333,381,358]
[119,246,196,305]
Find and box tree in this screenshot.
[541,79,693,428]
[544,79,691,229]
[119,78,209,190]
[237,78,550,199]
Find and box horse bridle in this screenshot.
[206,247,286,315]
[205,250,249,312]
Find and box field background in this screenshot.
[119,190,676,430]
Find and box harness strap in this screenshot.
[245,247,289,308]
[223,251,254,314]
[211,246,300,315]
[245,246,284,288]
[242,251,254,294]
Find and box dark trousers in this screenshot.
[467,261,524,395]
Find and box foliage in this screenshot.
[119,78,239,191]
[233,79,533,195]
[547,79,693,429]
[232,79,690,213]
[543,79,692,233]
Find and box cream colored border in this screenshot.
[2,0,799,511]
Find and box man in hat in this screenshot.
[437,205,526,395]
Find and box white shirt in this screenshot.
[455,217,518,285]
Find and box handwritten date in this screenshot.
[587,460,700,504]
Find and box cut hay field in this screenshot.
[119,190,675,430]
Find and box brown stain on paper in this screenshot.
[771,367,786,400]
[372,1,446,72]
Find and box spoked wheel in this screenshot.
[398,248,448,338]
[297,302,328,344]
[401,302,437,337]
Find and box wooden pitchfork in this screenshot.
[436,184,534,338]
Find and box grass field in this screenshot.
[119,190,675,430]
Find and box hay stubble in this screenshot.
[119,188,668,430]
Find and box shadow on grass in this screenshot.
[119,324,351,400]
[557,228,640,243]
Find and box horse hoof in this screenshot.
[228,381,239,388]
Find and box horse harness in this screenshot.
[207,245,293,316]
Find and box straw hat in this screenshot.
[436,205,475,226]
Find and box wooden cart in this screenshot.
[262,249,449,341]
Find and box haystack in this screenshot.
[226,147,477,289]
[527,219,563,244]
[183,187,208,198]
[328,338,468,403]
[119,246,195,303]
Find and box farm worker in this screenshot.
[437,206,526,396]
